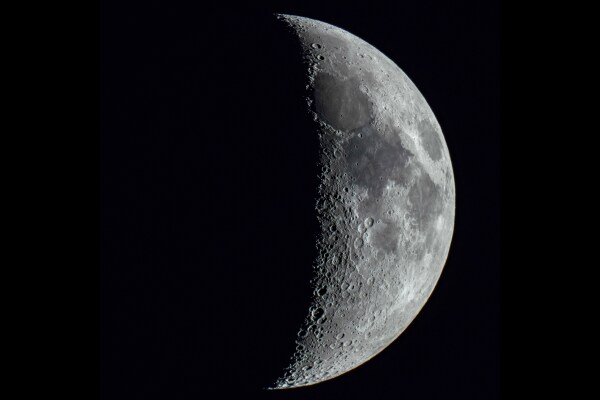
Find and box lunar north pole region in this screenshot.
[271,15,455,389]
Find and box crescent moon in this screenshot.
[272,15,456,389]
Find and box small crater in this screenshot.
[311,307,325,321]
[298,329,308,338]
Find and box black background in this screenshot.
[101,1,501,399]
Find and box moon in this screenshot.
[271,15,455,389]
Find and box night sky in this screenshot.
[101,1,501,398]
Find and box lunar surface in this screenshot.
[272,15,455,389]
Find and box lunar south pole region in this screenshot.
[270,15,456,389]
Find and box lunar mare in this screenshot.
[272,15,455,389]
